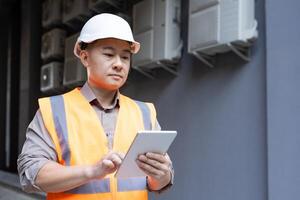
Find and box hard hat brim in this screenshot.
[73,38,140,58]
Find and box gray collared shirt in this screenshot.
[17,83,171,193]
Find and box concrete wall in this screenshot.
[123,0,268,200]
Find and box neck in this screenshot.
[87,82,117,108]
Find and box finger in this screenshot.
[138,154,148,162]
[145,152,170,164]
[164,154,172,162]
[136,160,166,177]
[143,170,161,180]
[138,155,169,172]
[116,152,125,159]
[110,154,122,166]
[107,151,124,161]
[102,159,115,169]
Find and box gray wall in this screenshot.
[123,0,268,200]
[266,0,300,200]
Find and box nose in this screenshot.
[112,55,123,71]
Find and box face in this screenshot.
[80,38,131,91]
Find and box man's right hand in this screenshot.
[87,151,125,179]
[36,151,124,193]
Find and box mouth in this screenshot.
[108,74,123,79]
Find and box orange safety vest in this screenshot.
[38,88,157,200]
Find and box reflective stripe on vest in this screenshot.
[117,177,147,191]
[50,95,70,166]
[134,100,152,130]
[67,178,110,194]
[47,93,152,194]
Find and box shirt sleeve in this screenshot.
[147,119,174,193]
[17,110,58,193]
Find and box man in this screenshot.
[18,13,173,199]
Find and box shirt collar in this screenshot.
[80,82,120,110]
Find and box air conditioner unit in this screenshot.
[42,0,62,29]
[188,0,258,67]
[41,28,66,62]
[62,0,89,28]
[41,62,64,93]
[63,33,87,88]
[88,0,123,12]
[132,0,182,77]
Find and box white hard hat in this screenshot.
[74,13,140,58]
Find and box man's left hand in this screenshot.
[136,152,172,191]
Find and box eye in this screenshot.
[122,56,130,60]
[103,53,113,57]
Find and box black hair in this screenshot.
[79,42,89,50]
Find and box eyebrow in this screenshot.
[102,46,131,54]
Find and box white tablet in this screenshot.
[115,130,177,178]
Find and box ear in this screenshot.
[79,50,89,68]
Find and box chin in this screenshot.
[106,84,123,91]
[109,82,125,90]
[90,80,123,91]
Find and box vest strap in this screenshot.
[50,95,71,166]
[134,100,152,130]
